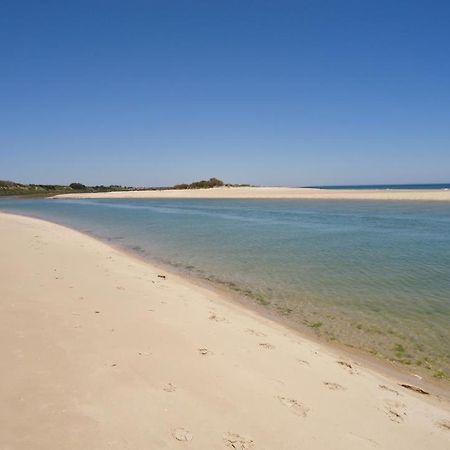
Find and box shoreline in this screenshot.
[3,205,449,394]
[1,212,449,448]
[3,210,450,397]
[106,237,450,398]
[6,205,450,395]
[143,257,450,396]
[52,186,450,201]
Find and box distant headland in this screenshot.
[0,178,249,197]
[2,178,449,201]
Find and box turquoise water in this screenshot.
[1,198,450,379]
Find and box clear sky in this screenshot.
[1,1,449,187]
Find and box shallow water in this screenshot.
[2,198,450,379]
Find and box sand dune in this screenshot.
[1,212,449,449]
[53,186,450,201]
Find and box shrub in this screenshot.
[69,182,87,190]
[174,178,224,190]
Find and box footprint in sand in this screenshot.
[104,361,117,367]
[383,399,407,423]
[245,329,267,337]
[173,428,192,442]
[347,433,380,448]
[277,396,309,417]
[437,420,450,431]
[337,360,359,374]
[259,342,275,350]
[116,286,125,290]
[223,432,254,449]
[209,314,228,323]
[323,381,346,391]
[297,359,310,366]
[379,385,399,396]
[163,382,176,392]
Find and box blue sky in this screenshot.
[1,1,449,186]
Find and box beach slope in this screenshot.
[0,212,449,449]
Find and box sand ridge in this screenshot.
[0,212,449,449]
[53,186,450,201]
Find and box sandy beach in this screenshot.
[53,186,450,201]
[1,212,449,449]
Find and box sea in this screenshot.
[308,183,450,190]
[1,193,449,381]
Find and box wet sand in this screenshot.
[1,212,449,449]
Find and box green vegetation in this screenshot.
[173,177,250,190]
[174,177,224,189]
[0,180,133,197]
[310,321,323,329]
[0,177,250,197]
[69,182,87,190]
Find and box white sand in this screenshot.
[53,186,450,201]
[0,212,449,449]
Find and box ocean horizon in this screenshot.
[308,183,450,190]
